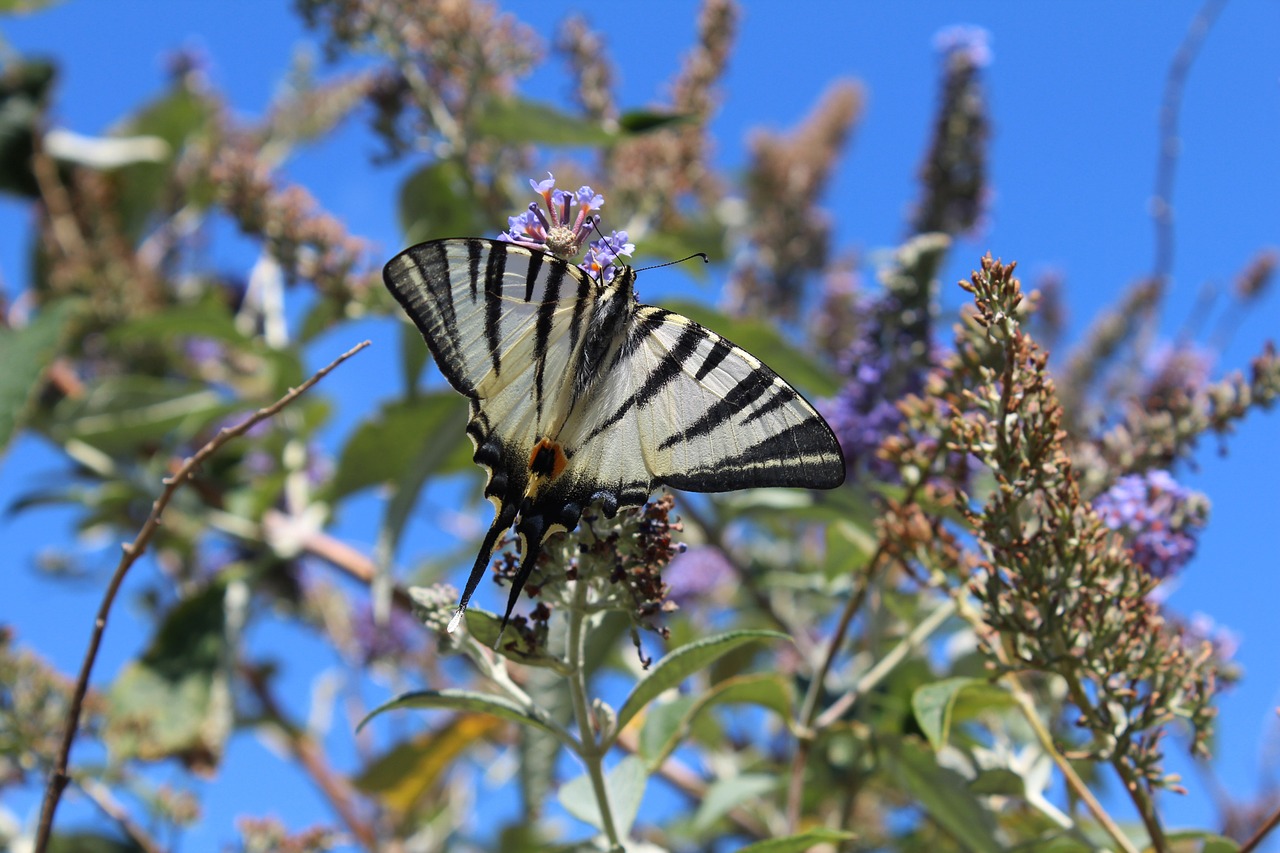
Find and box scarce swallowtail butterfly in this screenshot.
[384,237,845,635]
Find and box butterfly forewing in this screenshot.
[384,238,845,632]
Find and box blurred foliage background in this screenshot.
[0,1,1277,851]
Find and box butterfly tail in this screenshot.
[494,513,553,647]
[451,500,519,633]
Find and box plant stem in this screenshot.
[566,577,622,849]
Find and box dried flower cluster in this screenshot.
[946,258,1220,789]
[727,81,863,320]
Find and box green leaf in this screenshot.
[912,677,1014,752]
[661,300,840,396]
[104,301,246,345]
[0,298,78,456]
[637,695,697,765]
[614,630,790,735]
[1164,831,1240,853]
[460,609,568,670]
[969,768,1025,796]
[358,688,573,749]
[886,737,1002,853]
[398,158,490,246]
[617,109,695,135]
[0,0,67,13]
[328,395,468,499]
[475,97,614,146]
[353,714,502,814]
[45,832,143,853]
[693,773,778,830]
[558,756,648,837]
[42,376,241,455]
[639,218,725,276]
[735,828,857,853]
[824,517,877,578]
[640,673,794,770]
[106,583,233,770]
[110,85,215,239]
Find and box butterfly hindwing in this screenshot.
[384,238,845,635]
[556,307,845,498]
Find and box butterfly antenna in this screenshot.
[634,253,710,273]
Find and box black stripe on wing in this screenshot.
[384,241,478,397]
[582,320,705,444]
[483,242,507,377]
[655,368,774,451]
[532,262,566,422]
[661,417,844,491]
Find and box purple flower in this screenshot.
[1187,612,1240,662]
[582,230,635,283]
[499,172,606,265]
[1093,470,1209,580]
[820,295,933,480]
[352,602,420,665]
[1143,341,1214,403]
[933,25,993,69]
[665,546,735,609]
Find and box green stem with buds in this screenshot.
[566,577,622,849]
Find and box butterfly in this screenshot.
[384,238,845,635]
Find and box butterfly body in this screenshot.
[385,238,844,633]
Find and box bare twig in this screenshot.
[34,340,370,853]
[1149,0,1228,285]
[1239,801,1280,853]
[78,778,165,853]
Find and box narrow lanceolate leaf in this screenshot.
[0,298,78,457]
[613,630,790,735]
[558,755,648,838]
[735,828,857,853]
[357,688,574,749]
[353,714,503,815]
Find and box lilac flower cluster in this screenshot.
[1093,469,1208,580]
[500,173,634,283]
[933,24,993,69]
[820,296,932,480]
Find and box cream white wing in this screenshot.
[557,306,846,498]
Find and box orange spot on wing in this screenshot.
[528,437,568,480]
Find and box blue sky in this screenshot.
[1,1,1277,848]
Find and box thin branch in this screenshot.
[1149,0,1228,285]
[34,340,370,853]
[78,777,165,853]
[1239,801,1280,853]
[813,597,957,729]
